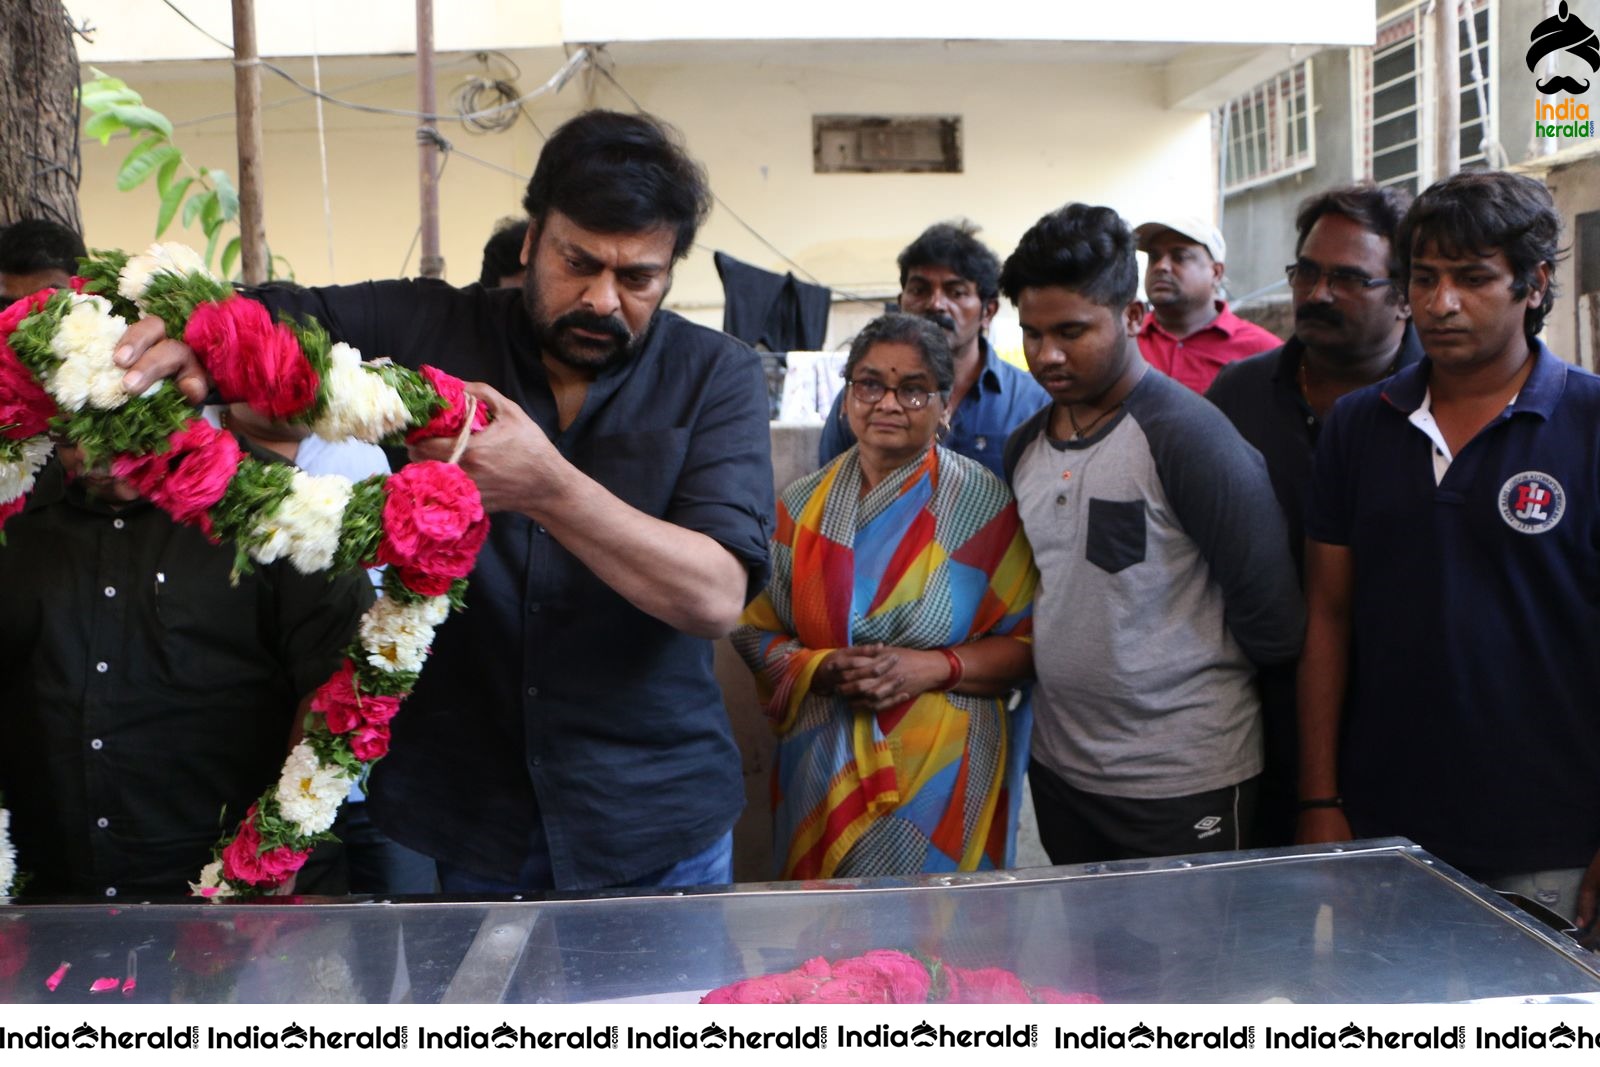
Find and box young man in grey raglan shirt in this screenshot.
[1000,203,1304,863]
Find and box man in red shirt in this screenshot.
[1135,215,1280,393]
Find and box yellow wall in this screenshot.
[77,49,1214,336]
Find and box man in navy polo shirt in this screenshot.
[819,221,1047,478]
[1298,169,1600,926]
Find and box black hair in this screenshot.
[1295,182,1412,286]
[897,219,1002,304]
[478,218,527,287]
[0,218,86,276]
[999,203,1138,308]
[521,109,711,263]
[843,312,955,394]
[1396,170,1564,336]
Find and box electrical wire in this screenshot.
[157,0,587,124]
[595,62,884,303]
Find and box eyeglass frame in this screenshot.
[1284,261,1396,297]
[843,377,944,411]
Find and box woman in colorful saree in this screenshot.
[733,313,1038,879]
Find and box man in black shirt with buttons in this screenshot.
[115,110,775,894]
[1206,184,1421,844]
[0,446,372,898]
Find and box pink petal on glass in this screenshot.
[44,962,70,991]
[89,977,120,994]
[121,978,137,996]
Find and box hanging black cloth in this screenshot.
[713,251,831,352]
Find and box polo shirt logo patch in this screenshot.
[1498,471,1566,534]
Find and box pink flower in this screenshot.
[945,965,1034,1004]
[405,365,490,444]
[0,342,57,440]
[219,807,310,887]
[0,291,53,338]
[184,297,319,420]
[0,495,25,533]
[376,461,488,595]
[112,420,241,534]
[347,721,391,761]
[310,660,402,736]
[833,950,932,1003]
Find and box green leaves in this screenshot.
[79,69,289,280]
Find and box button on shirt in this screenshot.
[0,467,372,896]
[252,281,775,889]
[1138,301,1281,395]
[819,339,1049,480]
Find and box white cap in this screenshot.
[1134,215,1226,264]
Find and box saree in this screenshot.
[733,445,1037,879]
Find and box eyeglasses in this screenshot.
[845,378,941,411]
[1285,262,1395,297]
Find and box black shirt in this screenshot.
[251,281,775,889]
[1205,323,1424,576]
[0,466,373,898]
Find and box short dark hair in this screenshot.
[0,218,86,276]
[1397,170,1564,336]
[898,220,1002,304]
[999,203,1138,308]
[844,312,955,394]
[1295,182,1412,283]
[521,109,711,263]
[478,218,527,287]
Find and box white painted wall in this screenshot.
[75,47,1215,333]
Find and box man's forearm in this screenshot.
[1297,541,1354,800]
[528,461,749,638]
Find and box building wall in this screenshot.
[1219,49,1359,304]
[75,49,1214,333]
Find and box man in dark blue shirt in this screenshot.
[114,111,775,893]
[1300,170,1600,926]
[1206,183,1420,846]
[819,221,1047,478]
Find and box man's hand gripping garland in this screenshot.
[0,243,492,898]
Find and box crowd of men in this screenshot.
[3,108,1597,936]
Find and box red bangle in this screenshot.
[939,647,965,691]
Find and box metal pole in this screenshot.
[416,0,444,279]
[231,0,268,283]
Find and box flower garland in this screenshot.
[700,949,1102,1004]
[0,243,492,899]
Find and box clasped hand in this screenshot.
[813,644,946,713]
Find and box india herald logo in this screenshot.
[1499,471,1566,533]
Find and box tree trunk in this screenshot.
[0,0,82,231]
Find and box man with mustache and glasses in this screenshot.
[1299,171,1600,930]
[1205,184,1420,845]
[1134,216,1279,394]
[112,110,775,896]
[818,221,1047,478]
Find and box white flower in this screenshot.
[273,743,352,836]
[249,470,352,574]
[189,859,236,898]
[117,242,212,305]
[0,437,54,503]
[0,806,15,897]
[45,296,130,411]
[309,343,410,443]
[358,594,449,674]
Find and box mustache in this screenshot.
[1538,74,1592,93]
[922,311,957,332]
[1295,305,1344,327]
[550,309,631,343]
